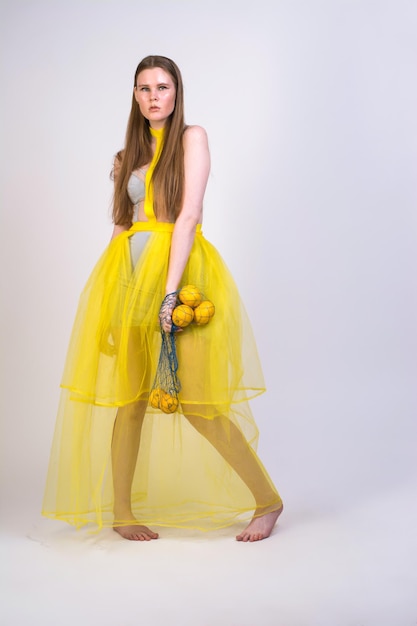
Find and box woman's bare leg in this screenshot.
[111,401,159,541]
[184,412,283,541]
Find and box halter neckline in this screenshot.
[149,126,165,139]
[144,126,165,221]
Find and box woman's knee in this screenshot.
[117,399,148,421]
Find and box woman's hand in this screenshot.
[159,292,178,333]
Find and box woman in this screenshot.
[42,55,283,542]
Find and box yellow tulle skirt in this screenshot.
[42,221,282,531]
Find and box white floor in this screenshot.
[2,480,416,626]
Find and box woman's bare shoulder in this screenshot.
[183,124,208,143]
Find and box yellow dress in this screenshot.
[42,127,282,531]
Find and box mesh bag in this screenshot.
[150,293,181,414]
[149,286,215,413]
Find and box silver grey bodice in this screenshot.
[127,171,146,222]
[127,170,149,268]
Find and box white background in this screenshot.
[1,1,416,625]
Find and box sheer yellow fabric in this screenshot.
[42,128,282,531]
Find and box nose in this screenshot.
[150,90,159,101]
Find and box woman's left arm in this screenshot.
[161,126,210,331]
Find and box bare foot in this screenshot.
[236,505,283,542]
[113,516,159,541]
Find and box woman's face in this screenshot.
[134,67,176,129]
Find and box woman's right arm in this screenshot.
[111,224,130,239]
[110,154,130,240]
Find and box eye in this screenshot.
[158,85,168,91]
[139,86,150,92]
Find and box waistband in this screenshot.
[129,221,203,235]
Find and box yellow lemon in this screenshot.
[149,388,162,409]
[172,304,194,328]
[160,391,179,414]
[178,284,203,308]
[193,300,215,325]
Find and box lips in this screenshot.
[149,107,160,112]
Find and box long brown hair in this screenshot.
[112,55,185,224]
